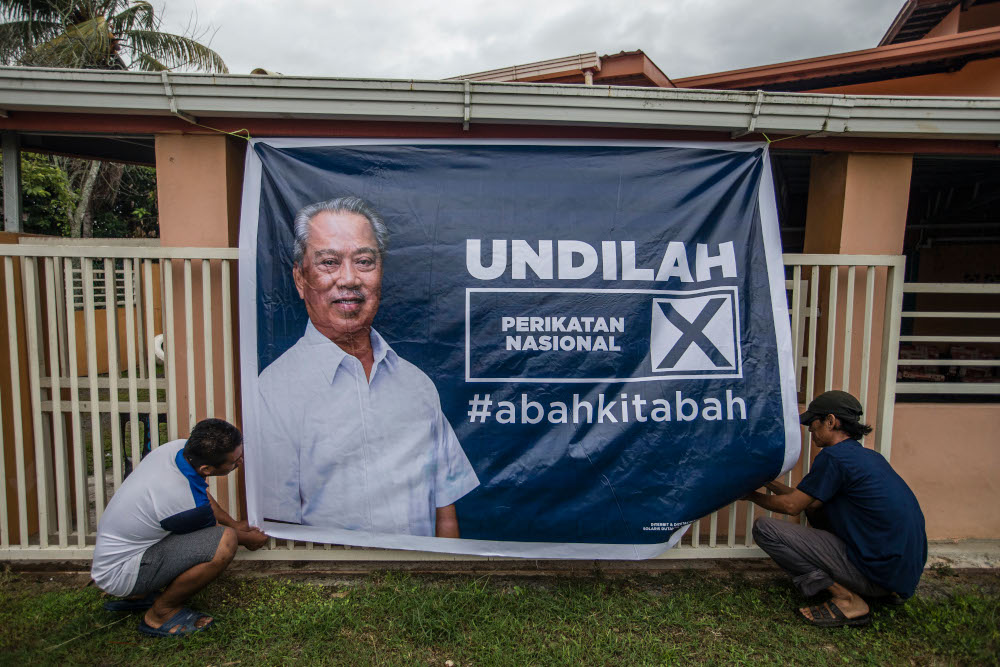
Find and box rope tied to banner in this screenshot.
[188,122,252,141]
[762,132,823,145]
[160,71,252,141]
[761,132,807,145]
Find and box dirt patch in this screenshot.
[7,560,998,600]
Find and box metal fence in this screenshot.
[0,245,922,561]
[0,245,238,559]
[895,282,1000,397]
[679,254,905,555]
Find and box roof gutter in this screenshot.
[0,66,999,140]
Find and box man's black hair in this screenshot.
[836,415,874,441]
[184,418,242,468]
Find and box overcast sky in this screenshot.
[158,0,903,80]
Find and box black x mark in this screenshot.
[655,297,730,369]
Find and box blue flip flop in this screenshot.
[103,591,160,612]
[138,607,214,638]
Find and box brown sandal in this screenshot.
[797,601,871,628]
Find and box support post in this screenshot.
[802,152,912,455]
[875,259,904,460]
[2,132,22,233]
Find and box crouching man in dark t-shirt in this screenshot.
[744,390,927,628]
[92,419,268,637]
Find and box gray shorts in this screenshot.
[129,526,226,596]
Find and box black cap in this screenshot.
[799,390,863,425]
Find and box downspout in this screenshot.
[2,131,22,232]
[822,96,855,134]
[160,71,198,125]
[732,89,765,138]
[463,79,471,131]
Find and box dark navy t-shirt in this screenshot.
[798,439,927,598]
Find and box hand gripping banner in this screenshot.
[238,139,800,558]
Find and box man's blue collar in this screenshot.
[175,447,209,505]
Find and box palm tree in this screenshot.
[0,1,228,236]
[0,0,227,72]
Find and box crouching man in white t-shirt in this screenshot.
[91,418,268,637]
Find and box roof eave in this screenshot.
[674,24,1000,91]
[879,0,960,46]
[1,66,999,140]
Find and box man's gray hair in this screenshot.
[291,196,389,267]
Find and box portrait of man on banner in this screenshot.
[255,196,480,537]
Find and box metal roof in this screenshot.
[1,66,999,141]
[448,50,674,88]
[447,53,602,82]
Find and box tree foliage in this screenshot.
[0,154,159,238]
[0,152,76,235]
[91,163,157,237]
[0,2,228,237]
[0,1,227,72]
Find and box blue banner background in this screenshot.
[251,142,789,546]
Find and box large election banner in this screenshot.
[238,139,799,558]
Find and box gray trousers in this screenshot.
[752,517,888,598]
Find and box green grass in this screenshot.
[1,568,998,666]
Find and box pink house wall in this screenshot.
[891,403,1000,540]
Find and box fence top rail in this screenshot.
[0,247,906,266]
[0,245,239,260]
[903,282,1000,294]
[780,254,904,268]
[0,247,901,264]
